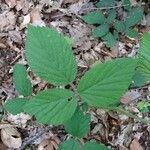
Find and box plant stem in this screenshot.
[105,107,150,125]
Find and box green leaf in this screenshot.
[113,30,119,40]
[96,0,115,8]
[114,21,126,32]
[138,33,150,81]
[58,139,80,150]
[102,33,117,48]
[107,9,117,24]
[125,28,139,38]
[77,58,136,107]
[83,141,110,150]
[24,89,77,125]
[125,8,143,28]
[13,64,32,97]
[132,70,146,87]
[82,11,106,25]
[92,24,109,38]
[64,107,91,138]
[123,0,131,11]
[4,98,28,115]
[25,25,77,86]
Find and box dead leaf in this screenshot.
[38,137,60,150]
[130,139,143,150]
[1,127,22,149]
[121,90,141,105]
[5,0,16,8]
[0,11,16,31]
[20,14,31,29]
[30,7,45,27]
[0,142,8,150]
[8,30,22,44]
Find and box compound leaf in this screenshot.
[4,98,28,115]
[138,33,150,81]
[13,64,32,97]
[96,0,115,8]
[24,89,77,125]
[82,11,106,25]
[92,24,109,38]
[102,32,117,48]
[83,141,110,150]
[123,0,131,11]
[114,21,126,32]
[125,28,139,38]
[77,58,136,107]
[64,107,91,138]
[25,25,77,86]
[58,139,80,150]
[107,9,117,24]
[125,8,143,28]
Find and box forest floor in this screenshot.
[0,0,150,150]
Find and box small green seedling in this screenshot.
[4,25,150,149]
[82,0,143,48]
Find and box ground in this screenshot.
[0,0,150,150]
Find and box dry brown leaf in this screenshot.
[121,90,141,105]
[130,139,143,150]
[30,7,45,27]
[20,14,31,29]
[0,11,16,31]
[0,142,8,150]
[8,30,22,44]
[1,127,22,149]
[38,137,60,150]
[5,0,16,8]
[16,0,30,14]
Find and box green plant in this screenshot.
[3,26,150,149]
[82,0,143,48]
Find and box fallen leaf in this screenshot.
[130,139,143,150]
[38,137,60,150]
[5,0,16,8]
[121,90,141,105]
[8,30,22,44]
[0,11,16,31]
[30,7,45,27]
[1,127,22,149]
[20,14,31,29]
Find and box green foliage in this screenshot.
[25,25,77,86]
[125,8,143,28]
[107,9,117,24]
[5,26,149,150]
[24,89,77,125]
[82,0,143,48]
[125,28,139,38]
[64,107,91,138]
[96,0,115,8]
[4,98,27,115]
[138,33,150,81]
[114,21,126,32]
[92,24,109,38]
[82,11,106,25]
[58,139,80,150]
[77,58,136,107]
[137,101,150,113]
[83,141,110,150]
[102,33,117,48]
[13,64,32,97]
[132,70,146,87]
